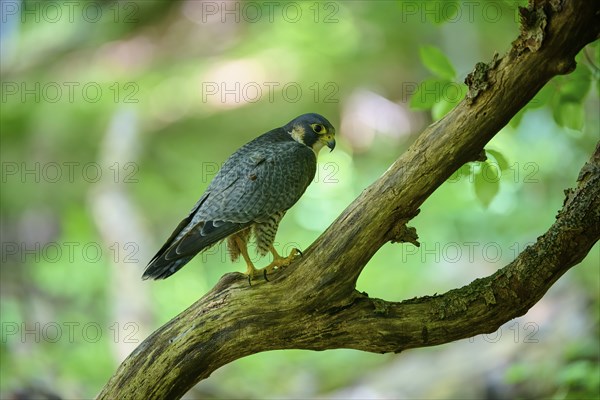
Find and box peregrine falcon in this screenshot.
[143,113,336,280]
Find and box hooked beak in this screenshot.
[326,138,336,152]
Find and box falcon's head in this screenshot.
[285,113,336,154]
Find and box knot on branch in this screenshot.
[213,272,248,292]
[371,298,390,315]
[389,222,420,247]
[576,145,600,184]
[559,143,600,220]
[515,4,548,53]
[552,58,576,75]
[471,150,487,163]
[464,53,499,104]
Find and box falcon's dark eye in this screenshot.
[312,124,325,133]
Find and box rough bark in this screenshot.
[99,1,600,398]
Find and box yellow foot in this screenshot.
[263,248,302,281]
[252,248,302,282]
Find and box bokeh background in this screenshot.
[1,1,598,399]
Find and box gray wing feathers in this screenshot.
[203,141,316,222]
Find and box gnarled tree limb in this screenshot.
[99,1,600,398]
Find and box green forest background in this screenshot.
[1,1,598,399]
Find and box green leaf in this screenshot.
[431,83,467,119]
[509,108,526,128]
[505,363,531,384]
[554,101,585,130]
[486,149,509,171]
[409,79,448,110]
[527,83,554,109]
[474,161,500,207]
[446,82,468,104]
[458,163,473,179]
[447,163,473,183]
[558,63,591,103]
[419,46,456,80]
[557,361,599,390]
[431,97,455,120]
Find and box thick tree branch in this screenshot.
[99,1,600,398]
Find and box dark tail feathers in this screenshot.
[142,219,248,280]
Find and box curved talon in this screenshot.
[247,247,301,283]
[296,248,303,257]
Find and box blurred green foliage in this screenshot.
[1,1,598,399]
